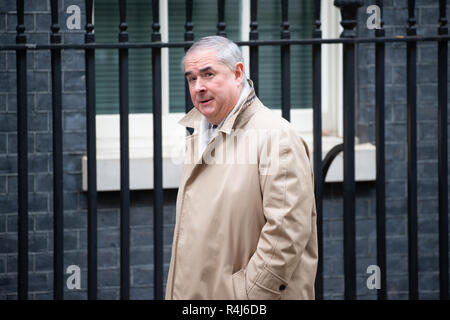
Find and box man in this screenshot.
[165,36,317,300]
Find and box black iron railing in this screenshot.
[1,0,449,300]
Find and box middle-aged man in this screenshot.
[165,35,317,300]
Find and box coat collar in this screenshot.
[178,79,257,135]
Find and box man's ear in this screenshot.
[234,62,245,85]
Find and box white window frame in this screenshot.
[82,0,375,191]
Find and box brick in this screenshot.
[418,122,437,141]
[35,13,51,32]
[63,112,85,131]
[34,252,53,271]
[130,287,153,300]
[29,111,49,132]
[63,173,81,191]
[386,160,407,180]
[29,192,49,212]
[323,277,344,296]
[64,250,87,270]
[0,234,17,253]
[63,132,85,151]
[418,234,438,253]
[130,247,153,266]
[418,143,437,161]
[131,227,152,247]
[385,142,406,161]
[63,71,85,92]
[98,249,118,268]
[132,267,153,286]
[62,192,78,211]
[385,180,406,198]
[0,194,17,214]
[0,215,5,232]
[34,51,50,70]
[6,214,34,232]
[7,133,35,154]
[0,0,16,12]
[418,161,437,179]
[418,84,438,103]
[29,71,49,92]
[0,133,6,154]
[35,133,51,153]
[0,113,16,132]
[98,288,118,300]
[0,274,17,294]
[6,13,34,32]
[63,154,82,172]
[64,290,87,300]
[386,122,406,143]
[356,218,376,239]
[387,255,408,275]
[386,236,407,255]
[64,211,86,230]
[36,93,51,111]
[62,93,85,110]
[0,52,5,71]
[418,255,438,272]
[323,219,342,239]
[418,178,437,198]
[130,206,152,227]
[0,175,5,193]
[418,198,439,215]
[323,257,344,276]
[62,33,85,45]
[98,209,119,228]
[98,268,120,287]
[62,50,85,71]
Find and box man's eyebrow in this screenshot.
[199,66,213,73]
[184,66,214,77]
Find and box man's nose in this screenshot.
[194,77,206,92]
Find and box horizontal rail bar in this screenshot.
[2,35,450,51]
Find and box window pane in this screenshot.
[258,0,313,110]
[95,0,153,114]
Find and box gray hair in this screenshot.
[181,35,245,73]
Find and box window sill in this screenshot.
[81,128,376,192]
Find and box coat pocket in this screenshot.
[232,269,248,300]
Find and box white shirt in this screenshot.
[198,79,251,158]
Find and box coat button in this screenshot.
[279,284,286,291]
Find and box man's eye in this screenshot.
[187,77,196,83]
[205,72,214,77]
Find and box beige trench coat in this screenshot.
[165,87,318,300]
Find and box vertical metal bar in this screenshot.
[217,0,226,37]
[375,0,387,301]
[84,0,98,300]
[118,0,130,300]
[438,0,449,301]
[16,0,28,301]
[249,0,259,94]
[406,0,418,300]
[184,0,194,115]
[152,0,164,300]
[50,0,64,300]
[312,0,323,301]
[280,0,290,121]
[334,0,362,300]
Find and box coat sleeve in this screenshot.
[244,127,315,299]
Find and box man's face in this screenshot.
[184,49,244,125]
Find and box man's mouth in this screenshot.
[199,98,214,105]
